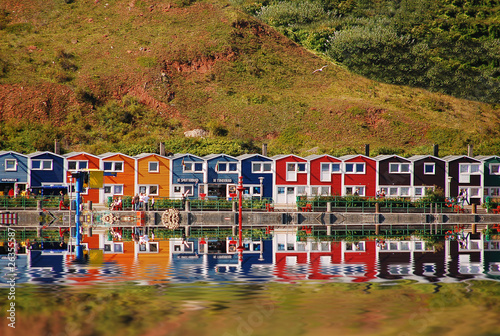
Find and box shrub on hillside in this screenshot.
[257,1,326,26]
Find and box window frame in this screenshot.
[148,161,159,173]
[138,242,159,253]
[490,163,500,175]
[183,161,203,173]
[286,163,297,182]
[252,162,272,173]
[103,161,124,172]
[104,184,124,195]
[311,186,330,196]
[172,185,194,196]
[345,162,365,174]
[104,242,124,254]
[486,187,500,197]
[379,186,415,197]
[216,161,238,173]
[424,163,435,175]
[320,163,331,182]
[459,163,481,175]
[138,185,159,196]
[32,159,53,171]
[389,162,410,174]
[68,160,88,171]
[5,159,17,171]
[345,186,365,196]
[345,241,365,252]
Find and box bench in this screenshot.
[301,203,312,212]
[492,205,500,214]
[265,203,274,212]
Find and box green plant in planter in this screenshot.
[483,227,495,241]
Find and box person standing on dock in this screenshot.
[139,193,145,210]
[133,193,140,211]
[59,190,67,210]
[143,193,149,211]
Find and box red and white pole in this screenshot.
[236,176,245,262]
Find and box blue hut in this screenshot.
[237,154,274,200]
[0,151,29,196]
[28,151,65,195]
[170,153,205,199]
[203,154,239,199]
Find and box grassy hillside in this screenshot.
[0,0,499,157]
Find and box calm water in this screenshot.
[1,236,500,336]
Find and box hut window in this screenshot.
[490,164,500,175]
[32,159,52,170]
[5,159,17,171]
[424,163,435,174]
[148,161,159,172]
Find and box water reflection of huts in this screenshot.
[5,230,500,285]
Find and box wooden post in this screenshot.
[375,203,380,214]
[375,224,380,235]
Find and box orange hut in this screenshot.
[64,152,101,204]
[99,152,136,204]
[134,153,171,199]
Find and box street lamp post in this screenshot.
[73,171,85,261]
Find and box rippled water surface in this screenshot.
[1,238,500,336]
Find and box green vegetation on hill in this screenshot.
[0,0,499,157]
[239,0,500,104]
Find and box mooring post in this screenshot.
[327,202,332,213]
[375,224,380,235]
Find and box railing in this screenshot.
[297,196,459,214]
[0,227,61,242]
[0,196,61,210]
[300,224,448,241]
[0,195,468,214]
